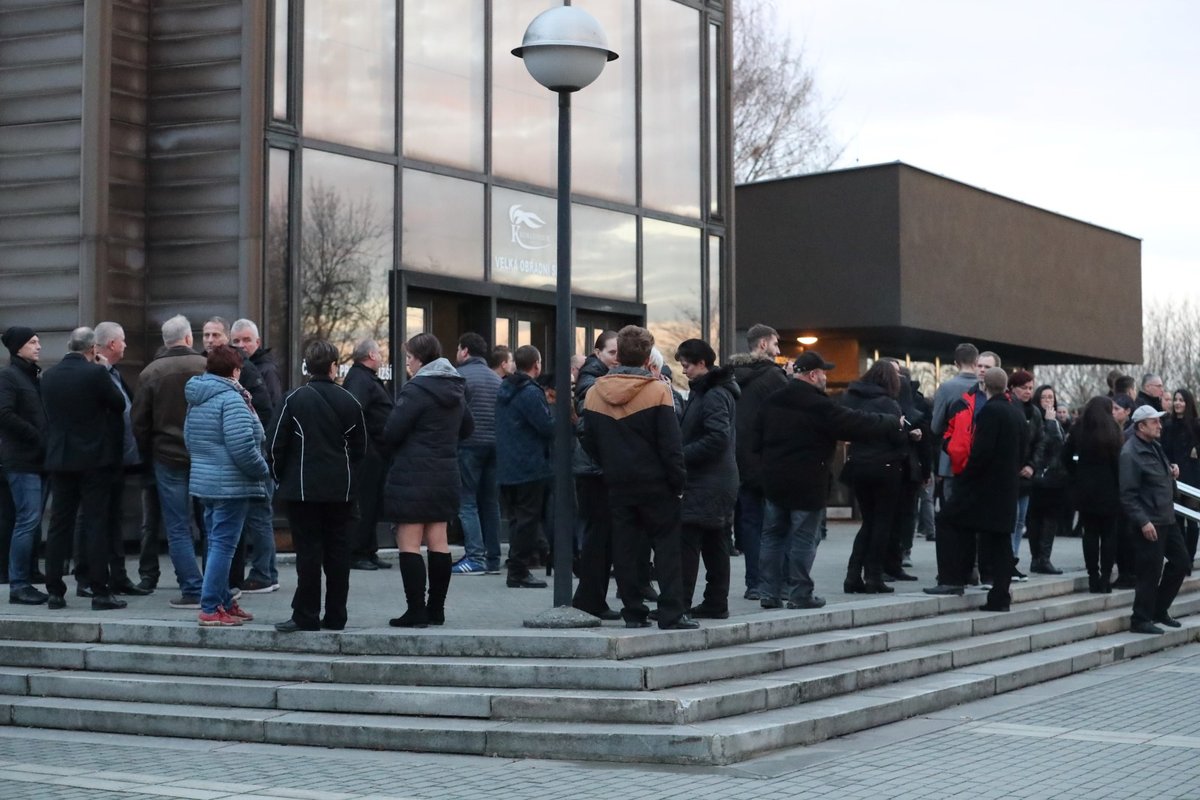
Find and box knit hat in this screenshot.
[1,326,36,357]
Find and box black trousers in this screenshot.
[572,475,614,614]
[286,501,352,629]
[847,465,903,580]
[680,522,731,611]
[979,528,1013,607]
[934,516,977,587]
[502,479,547,580]
[138,471,162,585]
[349,451,386,560]
[1027,486,1068,563]
[890,478,921,570]
[46,470,113,598]
[1079,511,1118,580]
[610,494,685,627]
[75,468,140,588]
[1130,521,1189,625]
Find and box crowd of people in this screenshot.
[0,318,1195,634]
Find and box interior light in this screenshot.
[797,336,818,345]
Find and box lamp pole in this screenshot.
[513,6,618,624]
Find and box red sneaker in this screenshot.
[198,606,242,626]
[227,601,254,622]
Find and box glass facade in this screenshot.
[267,0,729,387]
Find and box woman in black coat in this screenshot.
[383,333,474,628]
[1163,388,1200,567]
[841,361,912,593]
[675,340,739,617]
[1062,396,1122,592]
[1026,384,1068,574]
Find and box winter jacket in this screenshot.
[1135,391,1164,414]
[582,366,685,503]
[679,366,740,526]
[1062,429,1121,516]
[1031,416,1067,490]
[727,352,787,490]
[931,370,977,476]
[841,381,907,469]
[40,353,126,472]
[495,371,554,486]
[342,361,393,457]
[458,356,501,449]
[183,373,269,499]
[249,348,283,409]
[1119,433,1176,529]
[132,346,208,468]
[382,358,474,523]
[905,379,935,482]
[1013,398,1043,497]
[941,394,1028,534]
[268,376,366,503]
[1162,415,1200,488]
[753,378,905,511]
[236,354,274,428]
[572,355,608,476]
[0,356,45,472]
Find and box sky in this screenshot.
[777,0,1199,305]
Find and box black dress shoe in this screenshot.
[1131,621,1165,635]
[594,608,621,621]
[923,584,965,596]
[660,616,700,630]
[760,598,782,609]
[47,594,65,610]
[884,570,919,581]
[787,596,826,609]
[369,555,393,569]
[114,580,153,596]
[980,602,1010,612]
[625,619,651,628]
[91,594,127,611]
[1154,614,1182,628]
[76,585,95,598]
[688,605,729,619]
[506,575,548,588]
[9,586,48,605]
[862,579,895,594]
[349,559,379,571]
[843,577,867,593]
[276,619,320,633]
[136,578,157,592]
[320,620,346,631]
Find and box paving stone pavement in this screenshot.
[1,643,1199,799]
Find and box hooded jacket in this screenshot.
[0,356,45,472]
[582,366,685,502]
[727,352,787,490]
[268,376,367,503]
[382,358,474,523]
[495,371,554,486]
[841,380,907,469]
[182,373,269,499]
[572,354,608,476]
[679,366,740,526]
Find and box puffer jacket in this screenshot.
[0,356,45,472]
[572,355,608,476]
[382,358,474,523]
[680,366,740,526]
[841,381,907,469]
[183,373,269,499]
[457,356,500,448]
[727,352,787,489]
[495,371,554,486]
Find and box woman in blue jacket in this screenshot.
[184,345,270,627]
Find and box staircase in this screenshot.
[0,573,1198,765]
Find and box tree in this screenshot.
[733,0,842,183]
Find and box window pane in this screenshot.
[303,0,396,152]
[266,149,291,383]
[402,0,484,170]
[301,149,394,366]
[491,186,556,290]
[643,218,701,390]
[517,320,532,347]
[495,317,511,349]
[406,306,426,335]
[492,0,557,188]
[641,0,701,218]
[708,234,721,354]
[401,169,484,278]
[273,1,289,120]
[571,0,635,203]
[709,23,721,216]
[572,204,635,300]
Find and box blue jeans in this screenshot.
[154,462,203,597]
[1012,494,1030,558]
[457,446,501,569]
[200,497,250,613]
[244,482,277,584]
[759,500,823,604]
[734,485,765,592]
[5,472,43,591]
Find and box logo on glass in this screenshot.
[509,205,552,251]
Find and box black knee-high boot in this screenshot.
[426,551,451,626]
[390,552,428,628]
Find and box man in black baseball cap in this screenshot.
[792,351,835,390]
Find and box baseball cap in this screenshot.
[1131,405,1166,424]
[794,351,834,373]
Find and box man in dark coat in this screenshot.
[0,326,48,604]
[231,319,283,408]
[1120,405,1188,634]
[268,340,366,632]
[675,339,739,617]
[342,339,395,571]
[727,323,787,601]
[934,367,1029,610]
[453,332,503,575]
[495,345,554,589]
[41,327,128,610]
[752,351,906,610]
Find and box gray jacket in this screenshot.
[931,370,978,477]
[1119,434,1176,529]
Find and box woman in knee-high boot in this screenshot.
[383,333,474,627]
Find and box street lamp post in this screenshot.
[513,6,617,624]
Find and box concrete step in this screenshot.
[3,617,1196,765]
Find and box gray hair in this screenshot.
[1141,373,1162,388]
[161,315,191,346]
[649,346,665,370]
[67,326,95,352]
[94,321,124,348]
[230,318,259,339]
[351,339,378,363]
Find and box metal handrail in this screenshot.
[1177,481,1200,501]
[1174,503,1200,522]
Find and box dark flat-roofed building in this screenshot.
[736,162,1142,380]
